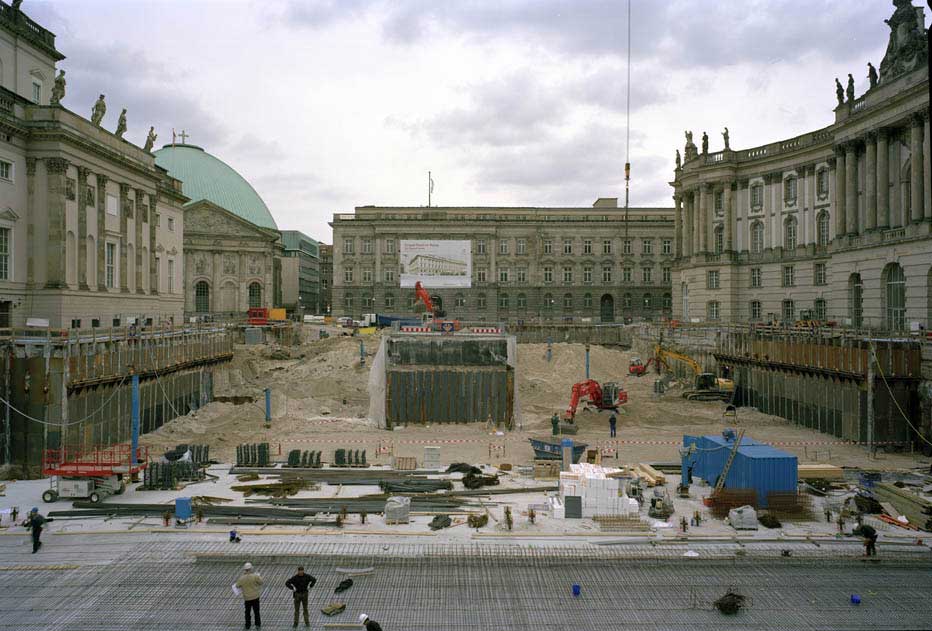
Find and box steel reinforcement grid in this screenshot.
[1,541,931,630]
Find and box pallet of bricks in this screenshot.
[236,443,271,467]
[333,448,367,467]
[286,450,323,468]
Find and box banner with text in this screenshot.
[400,240,472,288]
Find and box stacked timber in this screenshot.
[872,483,932,531]
[634,463,666,487]
[797,464,844,480]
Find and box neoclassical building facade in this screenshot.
[672,1,930,329]
[0,3,185,328]
[331,199,674,323]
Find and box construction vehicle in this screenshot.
[564,380,628,420]
[247,307,269,325]
[649,345,734,401]
[648,487,674,519]
[41,444,148,504]
[413,281,461,332]
[628,357,648,377]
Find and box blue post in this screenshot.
[264,388,271,426]
[131,372,140,466]
[546,337,552,362]
[359,340,365,366]
[585,344,590,380]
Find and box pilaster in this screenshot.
[864,132,877,231]
[911,111,926,223]
[724,181,735,252]
[844,143,858,235]
[134,188,146,294]
[876,131,889,229]
[44,157,69,288]
[96,174,108,288]
[923,111,931,221]
[25,158,36,286]
[118,183,130,293]
[149,192,158,295]
[76,167,90,289]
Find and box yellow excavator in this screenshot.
[643,345,735,401]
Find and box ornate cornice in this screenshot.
[45,157,69,174]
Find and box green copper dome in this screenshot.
[154,144,277,230]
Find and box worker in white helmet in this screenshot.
[359,613,383,631]
[235,562,263,629]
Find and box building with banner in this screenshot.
[330,199,674,322]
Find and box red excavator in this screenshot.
[413,281,461,332]
[564,380,628,420]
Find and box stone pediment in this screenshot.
[184,200,278,241]
[0,207,20,222]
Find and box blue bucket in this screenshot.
[572,584,581,598]
[851,594,861,605]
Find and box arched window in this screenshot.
[563,293,573,310]
[517,293,527,309]
[750,221,764,254]
[883,263,906,331]
[643,293,652,308]
[848,274,863,327]
[542,293,553,309]
[623,293,632,308]
[499,293,509,310]
[583,293,593,308]
[784,216,797,251]
[477,293,487,310]
[662,293,672,310]
[816,211,830,246]
[713,225,724,254]
[344,293,354,309]
[455,293,466,307]
[248,282,262,308]
[195,281,210,312]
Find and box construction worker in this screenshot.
[235,562,263,629]
[550,413,560,436]
[854,524,878,556]
[23,507,52,553]
[608,413,617,438]
[358,614,384,631]
[285,565,316,628]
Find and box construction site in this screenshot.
[1,320,931,631]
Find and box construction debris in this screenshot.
[429,515,452,530]
[872,483,932,531]
[758,513,782,529]
[321,602,346,616]
[334,579,353,594]
[714,591,747,615]
[384,496,410,524]
[447,463,482,475]
[467,514,489,529]
[462,473,499,490]
[231,478,315,497]
[727,506,759,530]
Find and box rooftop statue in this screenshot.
[50,70,65,105]
[867,62,878,88]
[845,74,855,102]
[722,127,730,150]
[675,149,681,170]
[144,126,157,153]
[879,0,928,82]
[115,109,127,138]
[91,94,106,126]
[835,78,844,106]
[701,131,709,155]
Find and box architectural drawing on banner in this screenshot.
[399,240,472,288]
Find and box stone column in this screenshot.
[134,188,145,293]
[698,184,710,253]
[924,112,931,220]
[865,132,877,231]
[806,165,816,244]
[96,175,108,288]
[25,158,36,286]
[724,181,735,251]
[212,251,222,310]
[118,183,130,292]
[684,193,694,257]
[834,146,846,238]
[876,130,889,229]
[911,112,925,223]
[149,193,158,295]
[845,143,858,235]
[77,167,90,289]
[673,194,682,258]
[45,158,69,288]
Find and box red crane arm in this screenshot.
[414,281,435,313]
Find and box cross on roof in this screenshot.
[172,128,190,145]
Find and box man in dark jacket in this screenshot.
[854,524,878,556]
[285,566,316,628]
[359,614,383,630]
[24,508,52,553]
[608,414,617,437]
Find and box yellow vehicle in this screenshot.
[651,345,734,401]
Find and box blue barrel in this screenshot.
[851,594,861,605]
[572,584,581,598]
[175,497,193,521]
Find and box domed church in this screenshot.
[154,143,282,318]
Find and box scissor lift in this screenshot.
[41,444,148,503]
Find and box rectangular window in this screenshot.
[362,268,373,283]
[477,295,486,309]
[583,266,592,283]
[751,268,761,288]
[622,268,632,283]
[455,295,466,307]
[477,268,487,283]
[499,239,509,255]
[517,294,527,308]
[584,294,593,308]
[385,295,395,308]
[385,238,395,254]
[71,319,81,329]
[662,239,672,255]
[814,262,827,286]
[167,259,174,293]
[751,184,763,208]
[708,301,720,321]
[155,213,161,227]
[32,82,40,103]
[543,239,552,254]
[384,269,395,283]
[583,239,592,254]
[344,269,354,283]
[750,301,762,320]
[106,194,118,216]
[782,265,795,287]
[516,268,527,283]
[642,268,652,284]
[105,243,116,288]
[604,239,614,255]
[707,270,720,289]
[517,238,526,255]
[477,239,486,255]
[563,239,572,255]
[499,294,509,309]
[814,299,827,320]
[662,267,671,284]
[499,268,509,283]
[543,266,553,283]
[0,160,12,182]
[817,170,828,196]
[642,239,652,255]
[167,217,174,232]
[602,266,612,283]
[784,176,797,201]
[714,191,723,213]
[362,239,372,254]
[563,267,572,283]
[0,227,9,280]
[343,238,354,254]
[782,299,795,322]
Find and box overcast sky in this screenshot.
[25,0,924,244]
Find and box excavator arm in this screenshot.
[413,281,435,314]
[565,380,604,419]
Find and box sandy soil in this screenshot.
[140,332,929,471]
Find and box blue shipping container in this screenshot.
[683,433,797,507]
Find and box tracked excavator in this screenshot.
[413,281,461,332]
[564,379,628,421]
[646,344,734,401]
